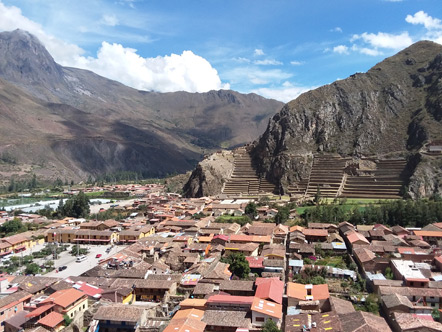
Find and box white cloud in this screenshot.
[351,31,412,49]
[76,42,229,92]
[254,48,265,56]
[359,47,383,56]
[333,45,349,54]
[0,1,229,93]
[254,59,283,66]
[100,14,119,27]
[290,60,304,66]
[223,67,292,86]
[406,11,442,30]
[252,82,314,103]
[233,57,251,63]
[330,27,343,33]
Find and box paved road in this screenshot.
[89,199,137,214]
[46,244,126,278]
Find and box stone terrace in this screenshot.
[222,147,276,196]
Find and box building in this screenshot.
[41,288,88,319]
[0,291,32,332]
[251,297,282,328]
[286,282,330,308]
[93,305,147,332]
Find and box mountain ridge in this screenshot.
[0,29,283,182]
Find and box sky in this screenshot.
[0,0,441,102]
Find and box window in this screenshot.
[83,304,86,309]
[256,317,265,322]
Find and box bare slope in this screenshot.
[0,30,283,181]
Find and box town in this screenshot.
[0,182,441,332]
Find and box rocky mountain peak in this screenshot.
[0,29,65,90]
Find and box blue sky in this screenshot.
[0,0,441,102]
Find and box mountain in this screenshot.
[0,29,283,181]
[250,40,442,198]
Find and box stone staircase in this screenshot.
[222,147,276,196]
[304,155,349,198]
[340,159,407,199]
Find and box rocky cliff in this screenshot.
[251,41,442,198]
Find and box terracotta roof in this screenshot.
[26,304,55,318]
[346,231,370,245]
[251,297,282,319]
[42,288,86,309]
[393,312,442,331]
[164,318,206,332]
[37,312,64,328]
[328,296,355,315]
[207,294,255,305]
[179,298,207,308]
[339,311,391,332]
[286,282,330,301]
[246,256,264,268]
[172,309,205,321]
[303,229,328,237]
[414,230,442,237]
[289,225,304,233]
[255,278,284,304]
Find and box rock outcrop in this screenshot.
[251,40,442,198]
[183,151,234,197]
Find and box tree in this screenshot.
[0,218,26,235]
[262,319,281,332]
[63,314,73,326]
[245,202,258,218]
[25,263,41,275]
[221,252,250,279]
[61,191,90,218]
[274,206,290,224]
[314,185,321,205]
[385,267,394,280]
[363,294,379,314]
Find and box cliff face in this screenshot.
[251,41,442,197]
[183,151,234,197]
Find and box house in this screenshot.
[93,305,147,332]
[100,288,133,304]
[224,243,259,257]
[289,259,303,274]
[111,279,176,301]
[302,229,328,243]
[41,288,88,320]
[413,230,442,245]
[202,310,251,332]
[246,256,264,274]
[251,297,282,328]
[206,295,254,311]
[179,299,207,310]
[346,231,370,248]
[36,312,65,332]
[339,311,392,332]
[286,282,330,308]
[219,280,255,296]
[390,312,442,332]
[285,312,342,332]
[255,277,284,304]
[164,317,206,332]
[0,291,32,332]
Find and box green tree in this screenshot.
[63,314,73,326]
[0,218,27,235]
[314,185,321,205]
[25,263,41,275]
[262,319,282,332]
[245,202,258,218]
[385,267,393,280]
[221,252,250,279]
[363,294,379,314]
[61,191,90,218]
[274,206,290,224]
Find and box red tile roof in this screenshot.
[346,231,370,245]
[246,256,264,268]
[414,230,442,238]
[37,311,64,328]
[206,294,255,305]
[26,304,55,318]
[42,288,86,309]
[255,278,284,304]
[303,229,328,237]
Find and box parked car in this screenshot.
[76,255,87,262]
[106,247,111,253]
[96,254,102,258]
[58,265,67,271]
